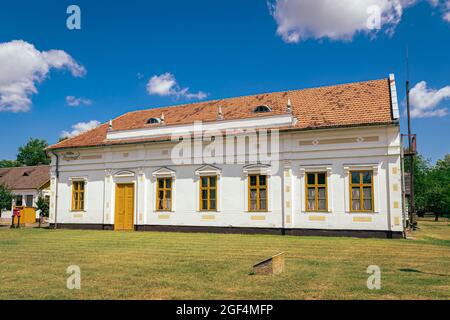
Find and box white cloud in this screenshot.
[268,0,415,43]
[428,0,450,21]
[0,40,86,112]
[60,120,101,138]
[409,81,450,118]
[444,11,450,21]
[146,73,207,100]
[66,96,92,107]
[268,0,450,44]
[443,0,450,21]
[269,0,450,42]
[427,0,440,6]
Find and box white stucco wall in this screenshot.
[49,124,403,233]
[1,187,50,219]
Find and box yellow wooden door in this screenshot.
[115,184,134,231]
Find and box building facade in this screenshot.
[47,75,404,238]
[0,165,50,219]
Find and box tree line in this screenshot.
[405,154,450,218]
[0,138,50,168]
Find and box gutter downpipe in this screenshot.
[400,136,407,238]
[281,161,286,236]
[51,151,60,229]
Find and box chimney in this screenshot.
[217,106,224,120]
[108,120,113,131]
[287,98,292,113]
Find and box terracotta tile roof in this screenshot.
[0,165,50,190]
[48,78,395,150]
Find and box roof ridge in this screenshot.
[0,164,50,169]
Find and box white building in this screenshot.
[47,75,404,238]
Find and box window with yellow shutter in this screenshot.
[199,176,217,211]
[350,171,374,212]
[71,181,85,211]
[248,174,268,212]
[305,172,327,212]
[156,178,172,211]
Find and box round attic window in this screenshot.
[147,117,161,124]
[254,105,272,113]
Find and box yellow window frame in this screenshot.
[248,174,268,212]
[349,170,374,212]
[71,180,85,211]
[199,176,218,211]
[305,172,328,212]
[156,178,172,211]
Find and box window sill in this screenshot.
[347,211,378,214]
[70,210,86,213]
[305,211,330,214]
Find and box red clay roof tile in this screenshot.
[48,78,395,150]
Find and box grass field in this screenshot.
[0,218,449,300]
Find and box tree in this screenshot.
[404,154,430,215]
[36,194,49,218]
[36,193,50,228]
[429,154,450,219]
[405,153,450,219]
[16,138,50,166]
[0,184,13,218]
[0,160,21,168]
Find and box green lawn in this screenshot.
[0,219,449,300]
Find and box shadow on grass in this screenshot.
[399,268,450,277]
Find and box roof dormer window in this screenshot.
[147,117,161,124]
[254,105,272,113]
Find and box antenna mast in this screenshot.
[405,45,416,229]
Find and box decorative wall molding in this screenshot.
[299,136,379,146]
[62,151,80,161]
[152,167,176,178]
[114,170,135,178]
[195,164,222,176]
[243,163,272,176]
[343,163,379,174]
[299,165,332,176]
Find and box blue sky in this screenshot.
[0,0,449,162]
